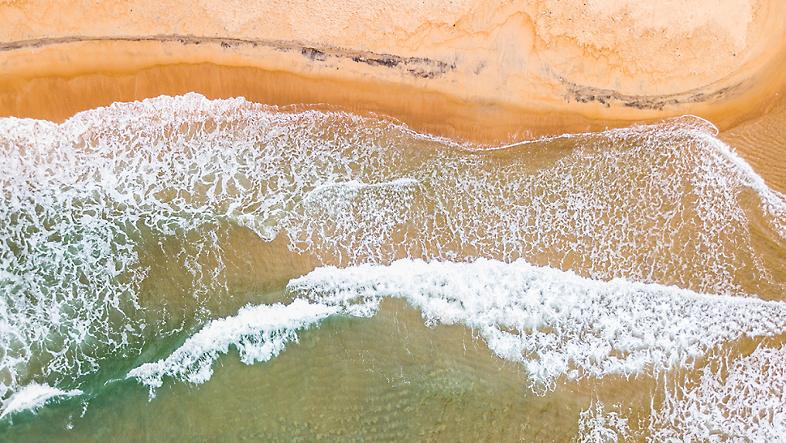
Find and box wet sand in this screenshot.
[2,0,786,190]
[1,38,784,192]
[720,99,786,193]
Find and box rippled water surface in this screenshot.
[0,94,784,441]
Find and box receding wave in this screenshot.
[576,401,631,443]
[650,343,786,441]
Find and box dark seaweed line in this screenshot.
[558,75,743,110]
[0,34,456,79]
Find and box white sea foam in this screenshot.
[650,344,786,441]
[127,299,339,397]
[1,93,784,410]
[288,259,786,392]
[576,401,630,443]
[0,383,81,419]
[304,177,419,198]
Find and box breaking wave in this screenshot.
[0,383,81,419]
[286,259,786,392]
[127,257,786,441]
[127,299,338,395]
[130,258,786,395]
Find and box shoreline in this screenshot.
[2,0,785,191]
[1,38,785,192]
[3,36,786,135]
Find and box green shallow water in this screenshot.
[1,300,602,442]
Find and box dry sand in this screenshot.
[1,0,785,190]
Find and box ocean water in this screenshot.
[0,93,784,441]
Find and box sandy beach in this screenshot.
[1,2,786,440]
[2,0,786,192]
